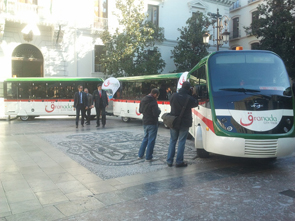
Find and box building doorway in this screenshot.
[11,44,43,77]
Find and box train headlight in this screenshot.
[284,127,289,133]
[227,126,233,131]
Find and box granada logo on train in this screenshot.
[228,110,282,132]
[45,102,72,113]
[240,112,278,127]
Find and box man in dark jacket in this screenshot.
[138,88,161,161]
[167,81,198,167]
[73,85,88,128]
[84,88,93,125]
[93,83,108,128]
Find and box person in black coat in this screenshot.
[84,88,94,125]
[166,81,198,167]
[73,85,88,128]
[138,88,161,161]
[93,83,108,128]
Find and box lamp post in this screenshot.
[203,9,230,51]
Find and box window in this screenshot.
[5,82,17,99]
[95,0,108,18]
[31,82,46,99]
[84,82,97,95]
[232,17,239,38]
[190,66,208,100]
[147,5,159,26]
[119,79,178,100]
[230,0,240,10]
[18,82,31,99]
[46,82,59,99]
[208,52,290,92]
[250,11,259,35]
[95,45,106,72]
[46,82,81,99]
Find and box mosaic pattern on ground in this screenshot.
[42,130,197,179]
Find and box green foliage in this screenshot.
[99,0,165,77]
[171,12,210,72]
[245,0,295,78]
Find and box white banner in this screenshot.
[102,77,120,99]
[177,72,189,92]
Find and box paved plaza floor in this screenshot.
[0,116,295,220]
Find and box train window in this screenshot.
[194,65,208,99]
[84,82,97,95]
[46,82,59,99]
[64,82,75,99]
[31,82,46,99]
[6,82,17,99]
[18,82,31,99]
[119,79,179,100]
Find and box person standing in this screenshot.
[167,81,198,167]
[166,87,172,100]
[138,88,161,161]
[84,88,93,125]
[73,85,88,128]
[93,83,108,128]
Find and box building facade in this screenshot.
[0,0,236,81]
[229,0,261,49]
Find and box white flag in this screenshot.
[177,72,189,92]
[102,77,120,99]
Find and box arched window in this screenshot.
[11,44,43,77]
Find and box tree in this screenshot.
[245,0,295,78]
[99,0,165,77]
[171,12,210,72]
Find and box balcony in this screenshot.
[0,0,53,25]
[229,30,241,40]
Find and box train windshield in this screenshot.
[208,51,290,96]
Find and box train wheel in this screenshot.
[197,149,210,158]
[121,117,130,122]
[20,116,29,121]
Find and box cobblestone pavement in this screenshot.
[41,130,197,179]
[0,116,295,220]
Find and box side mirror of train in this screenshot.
[283,87,292,96]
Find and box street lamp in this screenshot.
[203,32,210,44]
[203,9,230,51]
